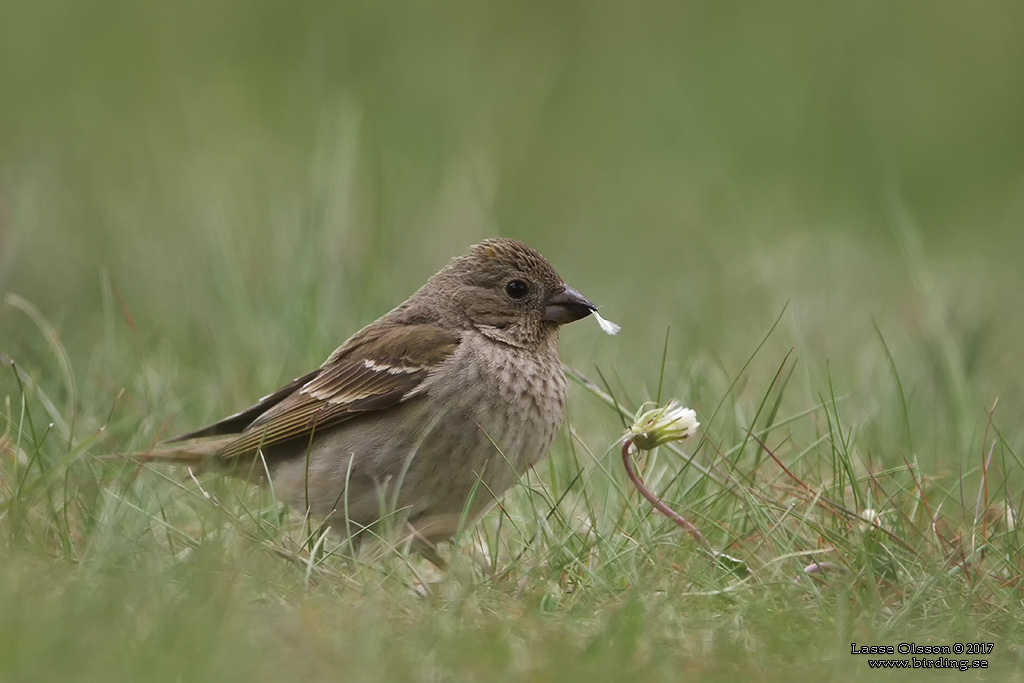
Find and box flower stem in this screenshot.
[622,437,710,550]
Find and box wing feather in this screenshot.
[165,369,321,442]
[172,324,461,462]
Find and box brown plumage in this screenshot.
[131,238,596,548]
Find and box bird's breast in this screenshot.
[426,335,567,476]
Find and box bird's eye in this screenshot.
[505,280,529,299]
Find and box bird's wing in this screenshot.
[165,369,322,442]
[168,323,461,461]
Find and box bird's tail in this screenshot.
[106,437,234,468]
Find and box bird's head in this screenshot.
[427,238,596,347]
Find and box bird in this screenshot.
[131,238,597,554]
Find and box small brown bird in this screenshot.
[138,238,596,551]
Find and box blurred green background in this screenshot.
[2,1,1023,464]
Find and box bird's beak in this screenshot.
[543,285,596,325]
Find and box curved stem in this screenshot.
[622,438,710,550]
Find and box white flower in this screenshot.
[859,508,883,534]
[627,400,699,450]
[593,311,621,336]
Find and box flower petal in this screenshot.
[593,311,621,336]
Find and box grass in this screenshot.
[3,2,1024,681]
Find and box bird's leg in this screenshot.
[404,522,449,570]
